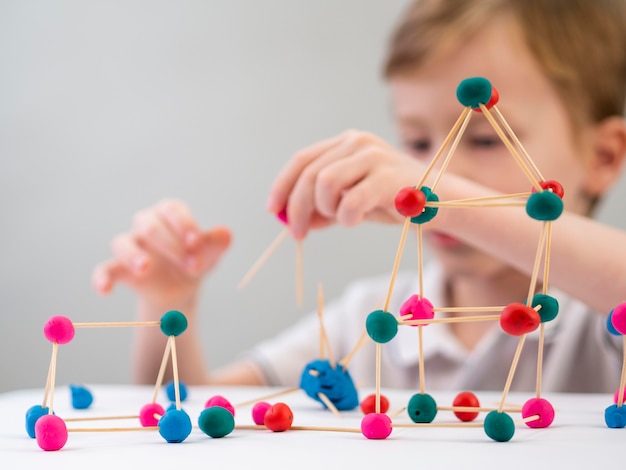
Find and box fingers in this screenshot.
[195,225,233,272]
[92,258,132,295]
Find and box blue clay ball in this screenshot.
[165,380,188,402]
[456,77,493,108]
[366,310,398,343]
[25,405,50,438]
[70,384,94,409]
[604,404,626,428]
[531,294,559,323]
[299,359,360,411]
[158,409,192,443]
[484,411,515,442]
[407,393,437,423]
[607,310,622,336]
[160,310,188,337]
[411,187,439,225]
[198,406,235,438]
[526,191,563,221]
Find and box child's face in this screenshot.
[388,14,594,281]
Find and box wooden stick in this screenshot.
[317,392,341,418]
[618,336,626,407]
[68,426,160,433]
[339,328,368,368]
[47,342,59,414]
[170,336,181,410]
[296,240,303,307]
[536,322,546,399]
[433,306,505,313]
[42,344,56,409]
[498,335,527,412]
[418,326,425,395]
[479,104,543,191]
[526,222,548,306]
[375,343,382,414]
[427,192,531,204]
[235,424,361,433]
[151,337,172,403]
[72,321,161,328]
[392,422,485,428]
[233,387,301,408]
[389,407,406,419]
[317,284,335,368]
[543,222,553,292]
[516,414,540,425]
[64,415,139,422]
[237,228,289,290]
[417,225,424,297]
[384,217,412,312]
[416,107,472,190]
[400,314,501,326]
[438,405,521,413]
[431,108,474,191]
[427,201,527,209]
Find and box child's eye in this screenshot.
[405,139,431,154]
[467,135,501,148]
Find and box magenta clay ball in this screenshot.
[43,316,75,344]
[610,302,626,335]
[361,413,392,439]
[35,414,68,451]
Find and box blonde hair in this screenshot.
[384,0,626,129]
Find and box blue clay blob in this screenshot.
[70,384,94,409]
[484,411,515,442]
[411,187,439,225]
[160,310,188,337]
[607,310,622,336]
[526,191,563,221]
[198,406,235,438]
[531,294,559,323]
[165,380,188,402]
[25,405,50,438]
[158,409,192,443]
[366,310,398,343]
[407,393,437,423]
[299,359,360,411]
[604,404,626,428]
[456,77,492,108]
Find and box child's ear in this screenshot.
[583,116,626,196]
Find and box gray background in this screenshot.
[1,0,624,394]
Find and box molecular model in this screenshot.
[361,76,565,442]
[605,303,626,428]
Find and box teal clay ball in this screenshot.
[484,411,515,442]
[407,393,437,423]
[456,77,493,108]
[526,191,563,221]
[160,310,188,337]
[365,310,398,343]
[198,406,235,438]
[410,186,439,225]
[531,294,559,323]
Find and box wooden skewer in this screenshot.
[516,414,540,425]
[296,240,303,307]
[170,336,182,410]
[72,321,161,328]
[42,343,57,409]
[151,337,172,403]
[427,192,531,204]
[384,217,412,313]
[392,422,485,428]
[498,335,527,412]
[536,322,546,399]
[47,342,59,414]
[339,328,368,368]
[433,306,505,313]
[417,225,424,297]
[235,424,361,433]
[317,392,341,418]
[237,228,289,290]
[431,109,474,191]
[400,314,501,326]
[317,284,335,368]
[64,415,139,422]
[526,222,548,305]
[375,343,382,414]
[392,405,522,416]
[418,326,425,395]
[233,387,300,408]
[618,336,626,407]
[426,201,527,209]
[68,426,160,433]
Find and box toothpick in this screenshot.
[72,321,161,328]
[151,337,172,403]
[235,424,361,433]
[317,392,341,418]
[418,326,425,394]
[431,108,473,191]
[517,414,540,425]
[400,314,501,326]
[42,344,57,409]
[233,387,300,408]
[339,328,368,368]
[427,201,527,209]
[237,228,289,290]
[384,217,412,312]
[64,415,139,422]
[317,283,335,368]
[392,422,485,428]
[68,426,160,433]
[46,342,59,414]
[296,240,303,307]
[526,222,548,306]
[169,336,182,410]
[375,343,382,414]
[433,306,505,313]
[618,336,626,407]
[536,323,546,399]
[498,335,527,412]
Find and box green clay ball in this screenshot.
[526,191,563,221]
[456,77,492,108]
[411,186,439,225]
[365,310,398,344]
[407,393,437,423]
[198,406,235,438]
[484,411,515,442]
[160,310,188,337]
[532,294,559,323]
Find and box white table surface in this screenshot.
[1,384,621,469]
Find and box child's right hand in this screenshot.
[91,199,232,309]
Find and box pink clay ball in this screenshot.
[611,303,626,335]
[35,414,68,451]
[139,403,166,427]
[252,401,272,425]
[43,316,75,344]
[361,413,392,439]
[205,395,235,416]
[400,295,434,326]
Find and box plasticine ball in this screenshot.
[277,207,288,224]
[204,395,235,416]
[500,303,540,336]
[35,414,68,451]
[366,310,398,343]
[160,310,188,336]
[264,403,293,432]
[158,409,192,443]
[456,77,493,108]
[25,405,50,438]
[614,388,626,404]
[484,411,515,442]
[607,310,621,336]
[521,398,555,428]
[529,294,559,323]
[70,384,93,409]
[452,391,480,422]
[360,393,390,415]
[165,380,188,402]
[610,302,626,335]
[604,404,626,428]
[472,86,499,112]
[407,393,437,423]
[394,186,427,218]
[399,294,434,326]
[252,401,272,425]
[361,413,392,439]
[198,406,235,438]
[300,359,360,410]
[533,180,565,199]
[410,186,439,225]
[526,191,563,221]
[139,403,166,427]
[43,316,75,344]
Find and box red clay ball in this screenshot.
[452,391,480,422]
[394,186,426,218]
[264,403,293,432]
[360,393,390,415]
[500,303,540,336]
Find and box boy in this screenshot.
[93,0,626,392]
